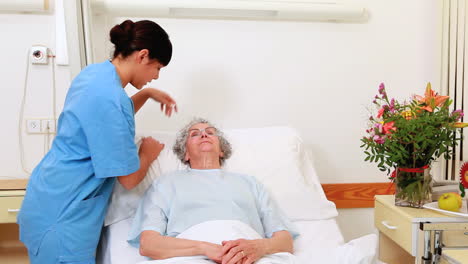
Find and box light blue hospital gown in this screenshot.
[128,169,299,248]
[17,60,139,264]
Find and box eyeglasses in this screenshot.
[188,127,218,138]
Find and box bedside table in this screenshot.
[375,195,468,264]
[0,180,28,264]
[441,249,468,264]
[0,190,24,223]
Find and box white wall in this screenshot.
[1,0,440,241]
[0,8,71,178]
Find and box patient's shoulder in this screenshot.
[153,169,191,183]
[162,169,186,177]
[224,171,272,194]
[224,171,262,185]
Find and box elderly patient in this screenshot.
[128,118,298,264]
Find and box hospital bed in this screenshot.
[97,127,378,264]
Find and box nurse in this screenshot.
[18,19,174,264]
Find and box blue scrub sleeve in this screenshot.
[255,181,300,239]
[81,96,139,178]
[128,179,172,247]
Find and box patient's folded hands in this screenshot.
[201,242,223,263]
[220,230,294,264]
[221,239,265,264]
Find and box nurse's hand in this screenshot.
[119,137,164,189]
[140,137,165,162]
[147,88,178,117]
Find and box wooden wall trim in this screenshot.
[0,179,28,190]
[321,182,395,209]
[0,179,392,209]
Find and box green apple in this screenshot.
[438,193,462,212]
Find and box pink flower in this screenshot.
[374,123,383,134]
[377,108,385,118]
[373,135,386,144]
[379,83,385,94]
[383,121,396,134]
[389,99,395,113]
[452,109,464,121]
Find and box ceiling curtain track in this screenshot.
[440,0,467,182]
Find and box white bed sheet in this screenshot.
[97,217,377,264]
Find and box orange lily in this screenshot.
[453,122,468,128]
[414,83,449,112]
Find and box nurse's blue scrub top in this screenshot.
[17,60,140,261]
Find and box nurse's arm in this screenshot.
[139,230,223,261]
[131,88,177,115]
[118,137,164,190]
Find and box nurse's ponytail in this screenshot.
[110,19,172,66]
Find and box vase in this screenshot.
[394,166,432,208]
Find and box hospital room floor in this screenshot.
[0,223,28,264]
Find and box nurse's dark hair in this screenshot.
[110,19,172,66]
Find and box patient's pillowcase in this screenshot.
[127,169,299,247]
[104,127,337,226]
[105,132,181,226]
[222,127,337,220]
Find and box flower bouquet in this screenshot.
[361,83,464,208]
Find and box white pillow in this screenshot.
[222,127,337,220]
[105,132,183,226]
[104,126,337,226]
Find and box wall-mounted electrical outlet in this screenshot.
[30,46,48,64]
[26,118,56,134]
[26,119,41,133]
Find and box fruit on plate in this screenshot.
[438,192,462,212]
[453,192,463,208]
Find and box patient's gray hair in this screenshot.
[173,118,232,166]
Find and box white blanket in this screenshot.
[136,220,296,264]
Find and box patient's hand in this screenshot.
[221,239,265,264]
[202,242,223,263]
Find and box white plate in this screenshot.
[423,201,468,218]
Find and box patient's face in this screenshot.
[185,123,223,162]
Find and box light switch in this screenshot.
[41,119,56,134]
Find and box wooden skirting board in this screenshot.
[321,182,395,208]
[0,179,390,209]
